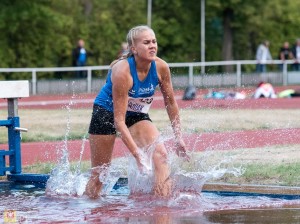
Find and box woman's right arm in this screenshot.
[111,62,141,161]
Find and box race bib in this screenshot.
[127,97,154,113]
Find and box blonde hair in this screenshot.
[118,25,154,60]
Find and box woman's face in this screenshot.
[132,30,157,61]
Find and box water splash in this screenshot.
[96,161,128,195]
[45,90,89,197]
[124,132,244,202]
[44,87,243,201]
[46,127,243,200]
[127,143,156,195]
[45,135,89,197]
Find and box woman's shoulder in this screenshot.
[110,58,129,68]
[110,59,132,86]
[109,59,131,83]
[110,58,130,73]
[154,57,170,82]
[154,57,169,70]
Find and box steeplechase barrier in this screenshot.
[0,81,49,188]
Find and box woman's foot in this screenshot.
[153,177,172,198]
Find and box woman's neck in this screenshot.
[134,57,151,73]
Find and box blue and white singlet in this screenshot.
[94,56,159,114]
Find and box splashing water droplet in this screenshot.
[45,93,89,197]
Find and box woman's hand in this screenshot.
[135,155,145,172]
[175,138,190,161]
[133,150,152,175]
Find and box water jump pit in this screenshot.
[2,151,300,223]
[1,80,300,223]
[1,177,300,223]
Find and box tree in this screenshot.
[0,0,75,79]
[2,0,300,79]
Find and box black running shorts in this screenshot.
[88,104,152,135]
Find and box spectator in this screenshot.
[72,39,88,78]
[256,40,272,73]
[253,81,277,99]
[278,41,292,71]
[291,39,300,71]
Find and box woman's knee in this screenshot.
[153,144,168,164]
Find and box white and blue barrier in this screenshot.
[0,81,49,187]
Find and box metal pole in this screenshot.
[201,0,205,74]
[7,98,18,117]
[32,70,37,95]
[87,69,92,93]
[236,62,241,87]
[283,62,288,86]
[7,98,22,174]
[189,64,194,86]
[147,0,152,27]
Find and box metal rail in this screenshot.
[0,59,298,95]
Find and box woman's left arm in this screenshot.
[157,59,189,159]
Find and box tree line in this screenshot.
[1,0,300,79]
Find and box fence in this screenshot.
[0,60,300,95]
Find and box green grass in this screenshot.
[22,160,91,174]
[18,160,300,187]
[218,162,300,186]
[0,108,91,144]
[21,133,88,143]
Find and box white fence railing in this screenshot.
[0,59,299,95]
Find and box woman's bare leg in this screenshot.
[152,143,172,197]
[85,134,116,199]
[129,120,172,197]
